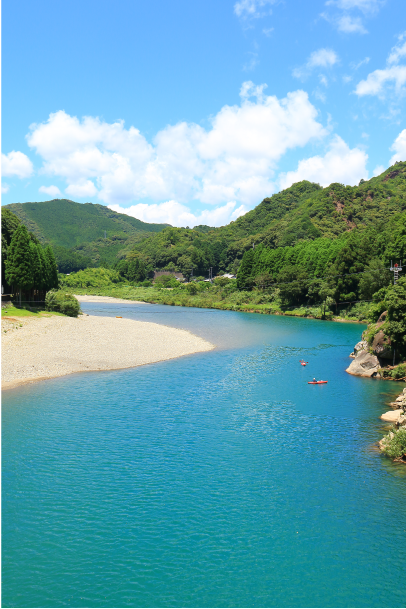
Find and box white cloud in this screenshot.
[26,84,327,208]
[387,33,406,65]
[389,129,406,164]
[1,151,33,178]
[65,180,98,198]
[355,65,406,96]
[293,48,338,80]
[262,27,274,36]
[1,183,10,194]
[355,32,406,96]
[350,56,370,70]
[234,0,275,19]
[279,136,368,189]
[309,49,339,68]
[39,185,62,197]
[373,164,385,176]
[325,0,384,14]
[337,15,367,33]
[108,200,249,228]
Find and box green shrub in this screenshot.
[61,267,122,288]
[381,428,406,460]
[45,290,81,317]
[389,363,406,379]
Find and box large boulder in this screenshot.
[346,350,380,377]
[372,329,392,360]
[381,409,403,422]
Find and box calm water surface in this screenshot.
[2,303,406,608]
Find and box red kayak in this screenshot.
[308,380,328,385]
[301,362,308,366]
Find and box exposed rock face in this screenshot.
[346,350,380,377]
[350,340,368,358]
[381,409,403,422]
[372,329,392,359]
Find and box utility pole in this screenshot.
[208,267,213,283]
[104,231,107,239]
[252,242,255,250]
[190,266,194,281]
[390,260,403,284]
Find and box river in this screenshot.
[2,302,406,608]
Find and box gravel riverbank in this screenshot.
[2,312,214,390]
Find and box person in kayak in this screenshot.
[313,378,316,382]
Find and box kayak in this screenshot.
[301,362,308,366]
[308,381,328,384]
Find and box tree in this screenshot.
[359,259,392,300]
[29,241,43,300]
[5,225,34,304]
[385,276,406,358]
[45,245,59,290]
[277,265,308,307]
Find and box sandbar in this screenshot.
[74,294,145,304]
[2,313,214,390]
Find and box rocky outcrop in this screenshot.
[346,350,380,377]
[349,340,368,358]
[372,329,392,359]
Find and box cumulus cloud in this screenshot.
[108,200,249,228]
[323,0,384,34]
[293,48,338,80]
[26,83,327,208]
[234,0,275,19]
[39,185,62,197]
[355,32,406,96]
[337,15,367,33]
[2,183,10,194]
[2,150,33,178]
[279,136,368,189]
[355,65,406,96]
[389,129,406,165]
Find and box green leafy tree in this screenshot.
[384,275,406,357]
[5,224,34,304]
[277,265,308,307]
[359,259,392,300]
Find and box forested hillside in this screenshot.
[4,199,169,270]
[126,162,406,278]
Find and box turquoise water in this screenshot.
[2,304,406,608]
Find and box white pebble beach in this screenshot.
[2,296,214,390]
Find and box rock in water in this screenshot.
[381,409,403,422]
[346,350,380,377]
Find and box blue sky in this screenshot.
[2,0,406,227]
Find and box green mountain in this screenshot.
[4,199,169,248]
[4,162,406,277]
[127,162,406,276]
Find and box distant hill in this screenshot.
[4,199,169,249]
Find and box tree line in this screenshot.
[2,209,58,305]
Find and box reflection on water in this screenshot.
[2,303,406,608]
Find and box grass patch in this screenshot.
[2,305,65,318]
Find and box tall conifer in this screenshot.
[5,225,34,305]
[45,245,59,290]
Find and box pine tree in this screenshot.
[45,245,59,290]
[29,241,43,301]
[5,224,34,305]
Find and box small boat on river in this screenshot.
[308,380,328,385]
